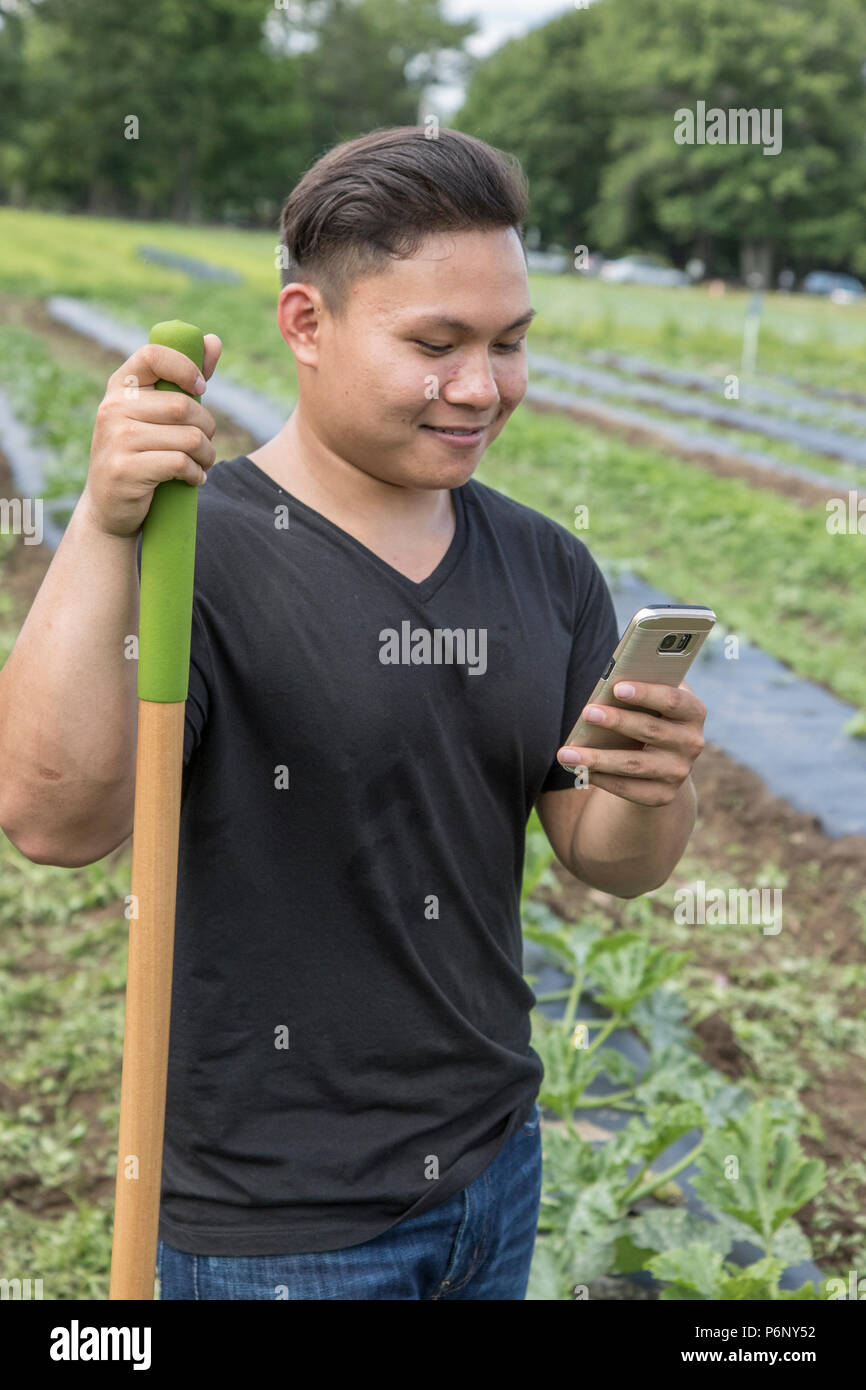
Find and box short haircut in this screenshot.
[279,125,529,316]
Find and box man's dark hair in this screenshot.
[279,125,530,316]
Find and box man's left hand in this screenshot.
[557,680,707,806]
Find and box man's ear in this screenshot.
[276,283,323,368]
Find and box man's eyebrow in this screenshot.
[407,309,537,334]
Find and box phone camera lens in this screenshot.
[659,633,691,653]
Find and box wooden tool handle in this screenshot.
[109,320,204,1300]
[109,701,185,1300]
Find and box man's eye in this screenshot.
[413,338,526,354]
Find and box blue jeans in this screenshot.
[157,1104,543,1300]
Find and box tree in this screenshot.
[456,7,615,250]
[0,0,476,221]
[269,0,476,168]
[583,0,866,280]
[456,0,866,280]
[0,3,26,203]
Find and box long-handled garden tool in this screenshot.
[109,320,205,1300]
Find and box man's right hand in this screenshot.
[84,334,222,538]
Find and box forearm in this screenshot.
[0,489,139,858]
[569,776,698,898]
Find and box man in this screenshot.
[0,126,706,1299]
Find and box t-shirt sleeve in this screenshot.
[538,542,620,794]
[135,532,210,767]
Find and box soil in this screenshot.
[0,292,255,465]
[526,390,849,509]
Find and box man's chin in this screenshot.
[351,429,492,489]
[412,449,484,489]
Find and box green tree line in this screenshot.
[0,0,474,224]
[457,0,866,281]
[1,0,865,281]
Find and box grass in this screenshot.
[531,367,866,487]
[0,838,129,1299]
[475,407,866,710]
[0,209,293,403]
[0,321,104,510]
[527,271,866,393]
[2,205,865,392]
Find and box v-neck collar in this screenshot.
[237,455,468,602]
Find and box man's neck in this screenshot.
[247,408,456,545]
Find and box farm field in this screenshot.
[1,211,865,1298]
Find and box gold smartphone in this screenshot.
[564,604,716,752]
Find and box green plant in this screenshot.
[521,883,829,1300]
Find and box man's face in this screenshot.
[294,226,533,490]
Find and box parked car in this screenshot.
[574,251,605,276]
[526,248,570,273]
[801,270,864,304]
[599,253,690,287]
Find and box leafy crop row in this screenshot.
[520,827,830,1301]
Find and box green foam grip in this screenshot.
[137,320,205,702]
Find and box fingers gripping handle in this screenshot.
[138,320,205,703]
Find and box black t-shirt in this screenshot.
[138,455,619,1256]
